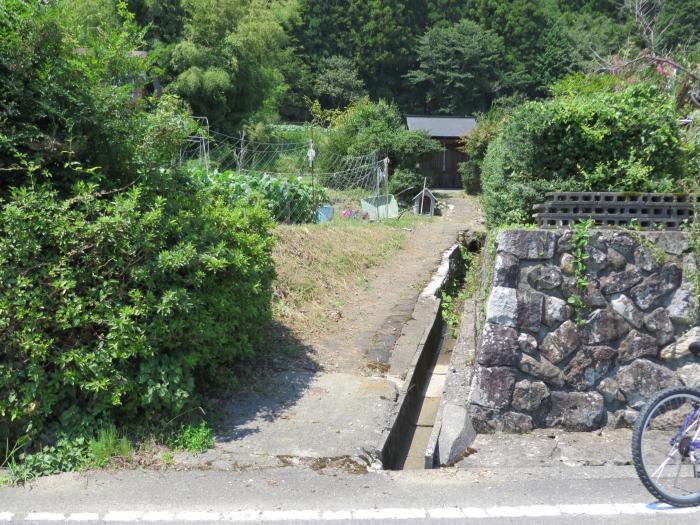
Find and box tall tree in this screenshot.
[167,0,296,130]
[313,56,367,109]
[292,0,421,103]
[453,1,581,96]
[406,20,504,114]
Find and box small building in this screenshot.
[413,188,437,216]
[405,115,477,188]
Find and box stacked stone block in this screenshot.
[470,229,700,433]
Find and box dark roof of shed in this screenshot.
[405,115,477,138]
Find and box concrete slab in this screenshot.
[207,372,397,468]
[424,374,446,398]
[456,428,634,470]
[402,427,434,470]
[433,363,449,374]
[415,397,440,426]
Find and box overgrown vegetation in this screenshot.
[0,1,271,479]
[168,421,215,453]
[480,77,694,226]
[312,97,441,174]
[206,169,323,223]
[567,219,594,327]
[441,248,482,337]
[0,177,274,448]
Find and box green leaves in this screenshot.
[406,20,504,115]
[481,77,690,226]
[0,177,274,447]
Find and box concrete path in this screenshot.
[198,194,483,469]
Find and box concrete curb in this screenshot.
[377,243,463,469]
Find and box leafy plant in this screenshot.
[7,436,89,483]
[567,218,593,327]
[441,250,480,337]
[480,77,690,226]
[169,421,215,453]
[208,170,324,223]
[318,97,441,172]
[0,174,275,447]
[388,169,429,201]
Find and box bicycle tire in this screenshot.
[632,387,700,507]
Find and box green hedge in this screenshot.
[0,174,274,444]
[481,80,690,226]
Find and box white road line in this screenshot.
[174,511,220,521]
[104,511,144,521]
[319,510,352,520]
[66,514,99,522]
[142,511,176,521]
[260,511,321,521]
[353,508,426,520]
[460,507,487,518]
[223,511,262,521]
[426,508,464,519]
[25,513,65,521]
[559,504,620,516]
[4,503,700,521]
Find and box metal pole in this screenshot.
[420,177,427,215]
[384,157,389,219]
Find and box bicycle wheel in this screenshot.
[632,387,700,507]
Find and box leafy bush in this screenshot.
[7,436,89,483]
[0,1,193,193]
[458,95,526,194]
[0,174,275,446]
[318,97,441,171]
[388,169,430,201]
[208,170,324,223]
[481,77,690,226]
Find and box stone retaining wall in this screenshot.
[470,228,700,433]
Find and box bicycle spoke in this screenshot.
[633,388,700,507]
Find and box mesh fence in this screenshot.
[180,127,394,224]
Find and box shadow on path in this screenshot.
[213,320,319,444]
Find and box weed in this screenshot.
[169,421,215,453]
[87,426,131,468]
[688,188,700,317]
[566,218,594,326]
[161,451,174,465]
[441,249,481,337]
[8,436,89,483]
[627,219,667,264]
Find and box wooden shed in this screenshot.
[405,115,476,188]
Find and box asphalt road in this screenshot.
[1,464,698,524]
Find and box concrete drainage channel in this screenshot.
[379,231,484,470]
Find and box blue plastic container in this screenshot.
[317,205,334,223]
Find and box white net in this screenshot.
[180,126,392,223]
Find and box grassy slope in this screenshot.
[271,215,430,336]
